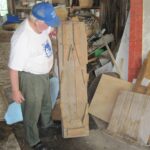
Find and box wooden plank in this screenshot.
[73,30,88,125]
[107,90,129,133]
[57,24,63,75]
[73,21,88,132]
[58,21,89,138]
[64,127,89,138]
[61,33,77,128]
[89,74,132,122]
[73,22,88,66]
[62,22,74,65]
[132,59,147,93]
[108,91,150,145]
[132,52,150,94]
[73,22,89,86]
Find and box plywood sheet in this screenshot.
[89,74,132,122]
[108,91,150,145]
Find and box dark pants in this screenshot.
[19,71,52,146]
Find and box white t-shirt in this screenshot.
[8,19,53,74]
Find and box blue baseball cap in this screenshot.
[32,2,60,27]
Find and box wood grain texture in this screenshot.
[57,21,89,138]
[89,74,132,122]
[108,91,150,145]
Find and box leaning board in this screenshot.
[89,74,132,122]
[57,21,89,138]
[108,91,150,145]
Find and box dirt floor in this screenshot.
[0,115,150,150]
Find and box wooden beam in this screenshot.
[58,21,89,138]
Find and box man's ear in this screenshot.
[34,20,38,26]
[49,28,57,39]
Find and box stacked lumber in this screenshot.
[57,21,89,138]
[107,91,150,145]
[97,52,150,145]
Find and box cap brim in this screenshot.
[46,16,61,27]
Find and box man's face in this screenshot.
[35,20,49,33]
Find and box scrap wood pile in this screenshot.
[65,4,150,145]
[89,52,150,146]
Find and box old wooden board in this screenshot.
[73,22,89,85]
[89,74,132,122]
[0,43,11,87]
[58,21,89,138]
[107,91,150,145]
[132,52,150,94]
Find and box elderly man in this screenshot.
[8,2,60,150]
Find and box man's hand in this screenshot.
[11,90,25,103]
[9,68,24,103]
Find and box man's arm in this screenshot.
[9,68,25,103]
